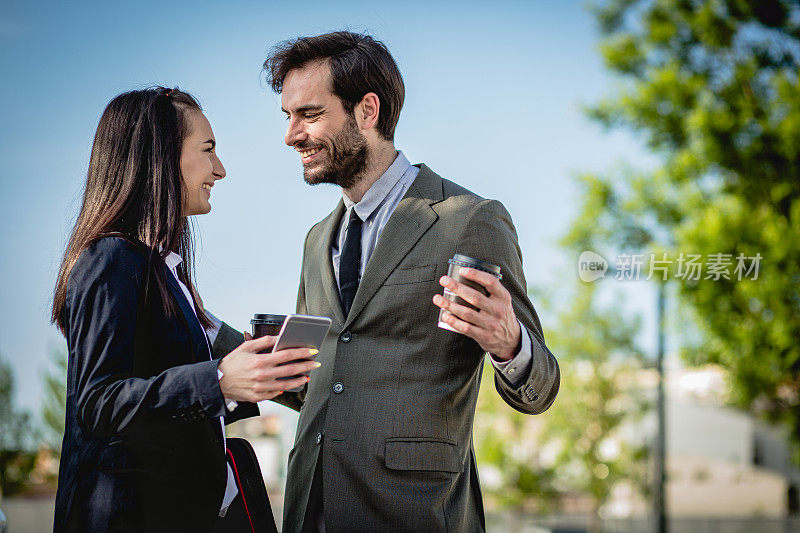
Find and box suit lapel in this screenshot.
[344,165,443,329]
[316,200,347,328]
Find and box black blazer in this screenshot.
[54,236,257,532]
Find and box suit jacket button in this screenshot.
[340,331,352,343]
[333,382,344,394]
[316,432,323,445]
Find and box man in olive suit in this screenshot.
[213,31,560,532]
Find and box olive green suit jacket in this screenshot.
[213,164,560,532]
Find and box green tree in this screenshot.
[0,355,37,498]
[474,361,559,520]
[542,283,649,533]
[41,346,67,455]
[474,284,649,532]
[574,0,800,460]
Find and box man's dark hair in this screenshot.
[264,31,405,141]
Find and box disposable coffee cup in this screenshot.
[438,254,502,332]
[251,314,286,354]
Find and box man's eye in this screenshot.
[305,113,321,120]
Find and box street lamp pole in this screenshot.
[655,281,667,533]
[589,256,668,532]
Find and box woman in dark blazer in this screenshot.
[51,88,318,532]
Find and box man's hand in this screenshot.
[432,267,521,360]
[218,334,320,402]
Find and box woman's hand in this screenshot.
[217,334,319,402]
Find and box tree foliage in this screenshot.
[574,0,800,460]
[474,283,649,530]
[41,346,67,455]
[0,355,37,498]
[541,283,650,532]
[474,361,560,515]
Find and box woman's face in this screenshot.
[180,109,226,216]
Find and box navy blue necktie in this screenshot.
[339,209,363,316]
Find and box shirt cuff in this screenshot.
[205,309,223,346]
[216,369,239,412]
[489,319,533,387]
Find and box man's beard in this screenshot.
[302,115,368,190]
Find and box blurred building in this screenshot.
[605,359,800,520]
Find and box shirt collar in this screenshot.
[342,150,411,221]
[164,251,182,270]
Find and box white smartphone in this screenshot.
[272,314,332,390]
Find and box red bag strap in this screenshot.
[226,448,256,533]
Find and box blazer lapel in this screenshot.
[163,267,211,363]
[344,165,443,329]
[160,262,222,446]
[316,200,347,328]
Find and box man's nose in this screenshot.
[285,117,306,147]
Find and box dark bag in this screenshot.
[223,437,278,533]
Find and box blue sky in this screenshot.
[0,0,659,412]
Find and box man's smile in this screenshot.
[298,146,325,164]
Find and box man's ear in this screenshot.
[355,92,380,131]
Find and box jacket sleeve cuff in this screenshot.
[193,359,227,419]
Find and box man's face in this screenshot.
[281,60,367,189]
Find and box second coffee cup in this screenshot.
[251,314,287,353]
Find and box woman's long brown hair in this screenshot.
[52,87,212,334]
